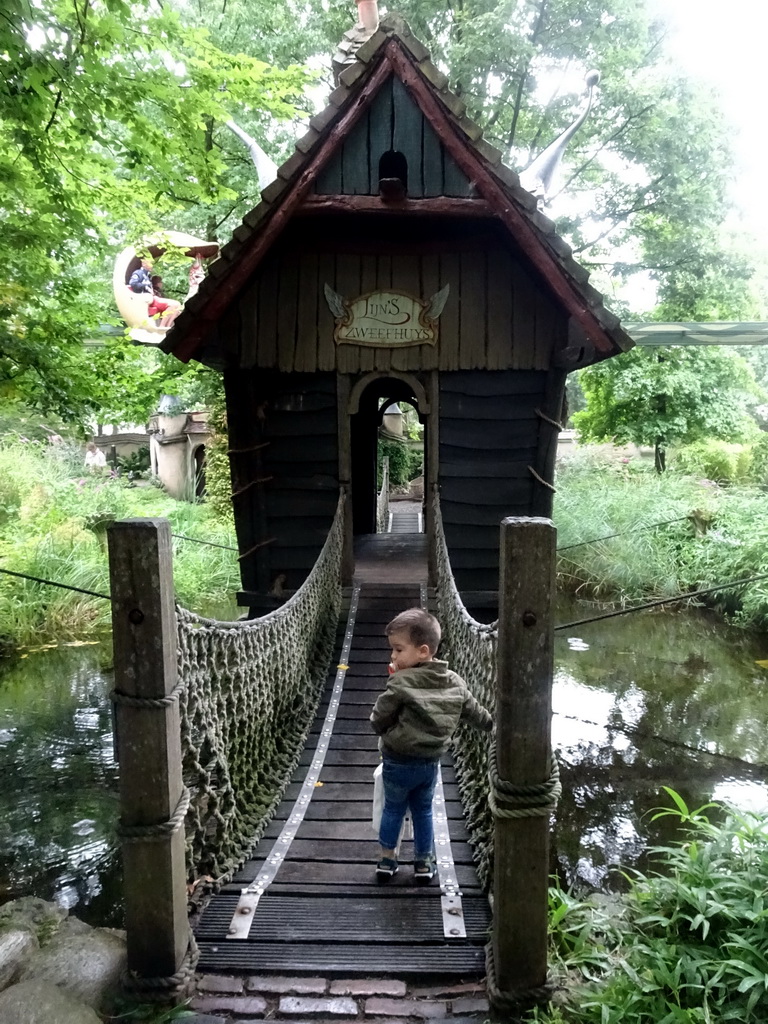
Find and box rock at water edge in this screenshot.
[0,979,101,1024]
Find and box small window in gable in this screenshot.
[378,150,408,193]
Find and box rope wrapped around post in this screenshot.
[121,931,199,1002]
[488,740,562,820]
[110,678,184,710]
[485,741,562,1009]
[117,786,191,844]
[484,941,561,1011]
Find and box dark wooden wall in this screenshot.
[439,370,564,604]
[224,370,339,609]
[217,221,563,376]
[314,76,472,198]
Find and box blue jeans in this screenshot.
[379,753,439,860]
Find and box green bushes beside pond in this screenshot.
[554,446,768,630]
[0,440,239,651]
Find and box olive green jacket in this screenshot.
[370,659,492,760]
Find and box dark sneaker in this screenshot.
[376,857,399,882]
[413,857,436,884]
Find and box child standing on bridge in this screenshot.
[370,608,492,884]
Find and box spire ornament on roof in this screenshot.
[519,70,601,207]
[226,121,277,191]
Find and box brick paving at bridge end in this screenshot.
[188,974,490,1024]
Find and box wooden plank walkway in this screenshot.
[195,572,489,977]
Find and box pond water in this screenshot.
[554,597,768,890]
[0,641,122,926]
[1,601,767,924]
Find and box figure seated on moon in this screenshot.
[113,232,219,344]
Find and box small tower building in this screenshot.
[162,12,632,616]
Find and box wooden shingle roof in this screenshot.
[162,14,633,365]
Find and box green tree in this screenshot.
[573,346,763,471]
[113,0,754,315]
[2,0,761,427]
[369,0,745,309]
[0,0,308,424]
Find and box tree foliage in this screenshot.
[0,0,308,424]
[573,347,764,470]
[154,0,764,318]
[371,0,750,311]
[1,0,763,428]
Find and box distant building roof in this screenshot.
[627,323,768,347]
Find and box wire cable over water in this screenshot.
[557,513,692,552]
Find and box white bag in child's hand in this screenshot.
[371,762,412,843]
[372,762,384,833]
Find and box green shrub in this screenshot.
[750,433,768,485]
[554,444,768,628]
[117,445,150,477]
[378,437,419,488]
[0,440,240,649]
[672,439,752,484]
[554,450,706,604]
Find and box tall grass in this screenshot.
[554,446,768,628]
[3,439,767,648]
[0,441,239,650]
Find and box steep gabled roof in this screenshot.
[162,14,633,365]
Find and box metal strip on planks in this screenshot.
[421,582,467,939]
[226,584,362,940]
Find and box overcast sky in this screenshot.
[655,0,768,236]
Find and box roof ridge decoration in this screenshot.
[162,15,633,365]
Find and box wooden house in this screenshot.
[161,12,632,616]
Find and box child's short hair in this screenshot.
[385,608,441,654]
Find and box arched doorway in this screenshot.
[348,373,429,535]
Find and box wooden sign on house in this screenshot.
[162,9,632,617]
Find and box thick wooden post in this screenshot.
[108,519,188,978]
[337,374,354,584]
[426,370,440,587]
[492,516,556,996]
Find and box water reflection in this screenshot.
[554,596,768,891]
[0,644,122,926]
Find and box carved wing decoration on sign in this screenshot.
[323,283,349,322]
[425,284,450,322]
[323,284,450,347]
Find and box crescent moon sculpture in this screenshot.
[113,231,219,341]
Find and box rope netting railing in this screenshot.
[175,490,345,886]
[432,491,498,890]
[376,455,390,534]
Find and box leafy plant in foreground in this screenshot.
[529,790,768,1023]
